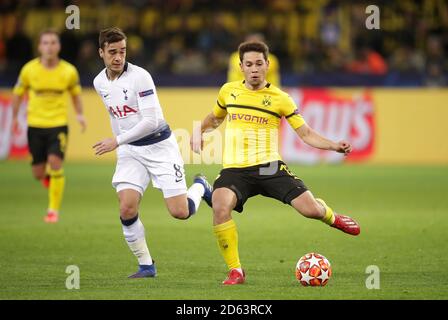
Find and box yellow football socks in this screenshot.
[213,219,241,270]
[48,168,65,212]
[316,198,336,225]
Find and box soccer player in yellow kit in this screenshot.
[11,30,86,223]
[192,41,360,285]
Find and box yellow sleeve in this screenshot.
[281,95,305,129]
[68,66,82,96]
[12,65,29,96]
[212,85,228,118]
[227,52,243,83]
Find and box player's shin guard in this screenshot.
[316,198,335,225]
[185,183,205,218]
[121,215,153,266]
[48,168,65,212]
[213,219,241,270]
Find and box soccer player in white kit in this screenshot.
[92,27,212,278]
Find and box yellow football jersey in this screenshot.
[227,51,281,87]
[13,58,82,128]
[213,80,305,168]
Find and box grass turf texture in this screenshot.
[0,161,447,300]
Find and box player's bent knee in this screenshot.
[31,165,46,180]
[212,188,237,218]
[119,203,138,220]
[47,155,63,170]
[164,194,189,219]
[168,207,189,220]
[212,203,232,221]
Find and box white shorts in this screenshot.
[112,134,187,198]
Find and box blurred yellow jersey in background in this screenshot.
[13,58,82,128]
[227,52,281,87]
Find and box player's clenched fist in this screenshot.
[93,138,118,155]
[335,140,352,155]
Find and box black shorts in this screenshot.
[213,161,308,213]
[27,126,68,165]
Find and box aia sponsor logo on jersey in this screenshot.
[108,105,138,118]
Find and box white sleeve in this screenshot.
[115,69,159,145]
[135,69,159,113]
[110,116,120,136]
[115,114,157,145]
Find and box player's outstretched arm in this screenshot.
[295,123,352,155]
[11,94,24,133]
[71,94,87,132]
[190,112,225,153]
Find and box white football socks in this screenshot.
[187,182,205,213]
[122,217,153,266]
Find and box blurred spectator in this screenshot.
[149,40,175,74]
[126,33,146,67]
[388,44,425,73]
[320,4,341,47]
[208,49,229,74]
[424,36,447,87]
[76,39,101,83]
[5,20,33,74]
[60,30,81,65]
[425,36,447,71]
[425,62,447,87]
[321,46,348,72]
[346,45,388,75]
[172,48,207,75]
[0,0,446,86]
[295,38,323,73]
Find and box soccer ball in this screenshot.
[295,252,332,287]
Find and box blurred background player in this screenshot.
[192,41,360,285]
[227,33,281,87]
[11,29,86,223]
[92,27,213,278]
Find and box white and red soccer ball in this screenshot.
[295,253,332,287]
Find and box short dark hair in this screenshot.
[99,27,127,49]
[238,41,269,62]
[39,29,60,42]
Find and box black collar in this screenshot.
[242,80,271,88]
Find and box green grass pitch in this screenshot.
[0,161,447,300]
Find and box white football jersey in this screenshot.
[93,62,167,138]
